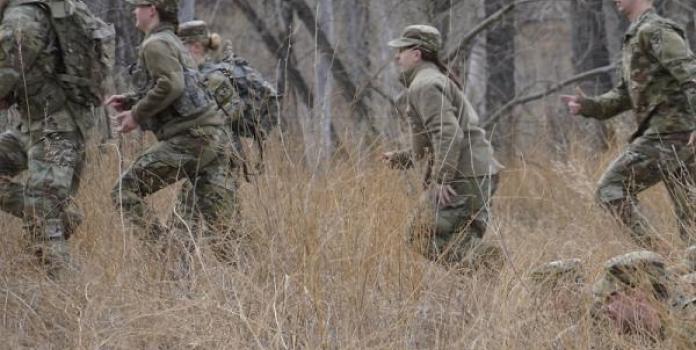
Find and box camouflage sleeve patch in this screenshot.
[646,25,696,116]
[0,5,51,98]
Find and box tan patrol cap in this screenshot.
[126,0,179,15]
[388,25,442,53]
[178,20,209,43]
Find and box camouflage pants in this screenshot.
[596,133,696,247]
[112,126,237,247]
[0,128,85,240]
[408,175,499,268]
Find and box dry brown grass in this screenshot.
[0,134,694,349]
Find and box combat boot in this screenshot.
[61,201,84,239]
[38,219,74,278]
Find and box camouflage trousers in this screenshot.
[112,126,237,255]
[0,128,85,240]
[596,133,696,247]
[407,175,500,269]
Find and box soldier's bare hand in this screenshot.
[688,131,696,147]
[432,183,457,208]
[105,94,127,112]
[381,151,395,166]
[560,94,582,115]
[112,110,138,134]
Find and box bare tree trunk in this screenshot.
[484,0,516,153]
[343,0,373,148]
[291,0,377,138]
[313,0,335,165]
[179,0,196,22]
[569,0,611,152]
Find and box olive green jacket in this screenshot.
[580,9,696,139]
[393,62,502,184]
[128,23,221,140]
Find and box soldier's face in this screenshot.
[185,42,205,64]
[613,0,644,16]
[394,46,421,72]
[603,290,662,335]
[133,5,157,32]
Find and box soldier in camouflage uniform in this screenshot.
[175,21,280,257]
[106,0,235,260]
[384,25,504,271]
[0,0,92,274]
[177,20,279,176]
[562,0,696,249]
[531,251,696,344]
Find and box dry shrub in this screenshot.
[0,133,692,349]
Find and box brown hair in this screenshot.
[207,33,222,51]
[158,10,179,28]
[416,48,462,90]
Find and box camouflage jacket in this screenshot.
[127,23,221,140]
[199,48,279,140]
[0,1,73,132]
[580,9,696,139]
[394,62,502,184]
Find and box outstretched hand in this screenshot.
[560,87,587,116]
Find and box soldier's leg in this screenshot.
[0,131,28,219]
[24,131,85,272]
[191,157,239,262]
[439,175,502,269]
[662,150,696,245]
[596,140,662,249]
[112,140,188,241]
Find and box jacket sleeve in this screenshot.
[0,5,51,99]
[132,39,185,123]
[411,81,463,184]
[579,67,632,120]
[643,24,696,116]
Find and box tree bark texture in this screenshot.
[484,0,516,151]
[569,0,611,152]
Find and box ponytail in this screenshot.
[208,33,222,51]
[417,48,462,90]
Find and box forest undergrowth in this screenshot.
[0,133,693,349]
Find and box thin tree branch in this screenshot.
[233,0,313,106]
[445,0,555,63]
[290,0,378,135]
[482,64,616,128]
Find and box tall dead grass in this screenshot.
[0,134,693,349]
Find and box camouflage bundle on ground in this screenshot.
[20,0,115,108]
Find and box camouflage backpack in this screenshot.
[201,49,281,177]
[20,0,115,107]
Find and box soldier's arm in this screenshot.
[412,81,463,184]
[578,74,632,120]
[0,5,51,99]
[131,39,185,124]
[643,25,696,116]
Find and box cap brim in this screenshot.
[388,38,418,48]
[126,0,150,5]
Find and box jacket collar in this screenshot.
[145,22,177,38]
[399,61,439,87]
[625,8,655,38]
